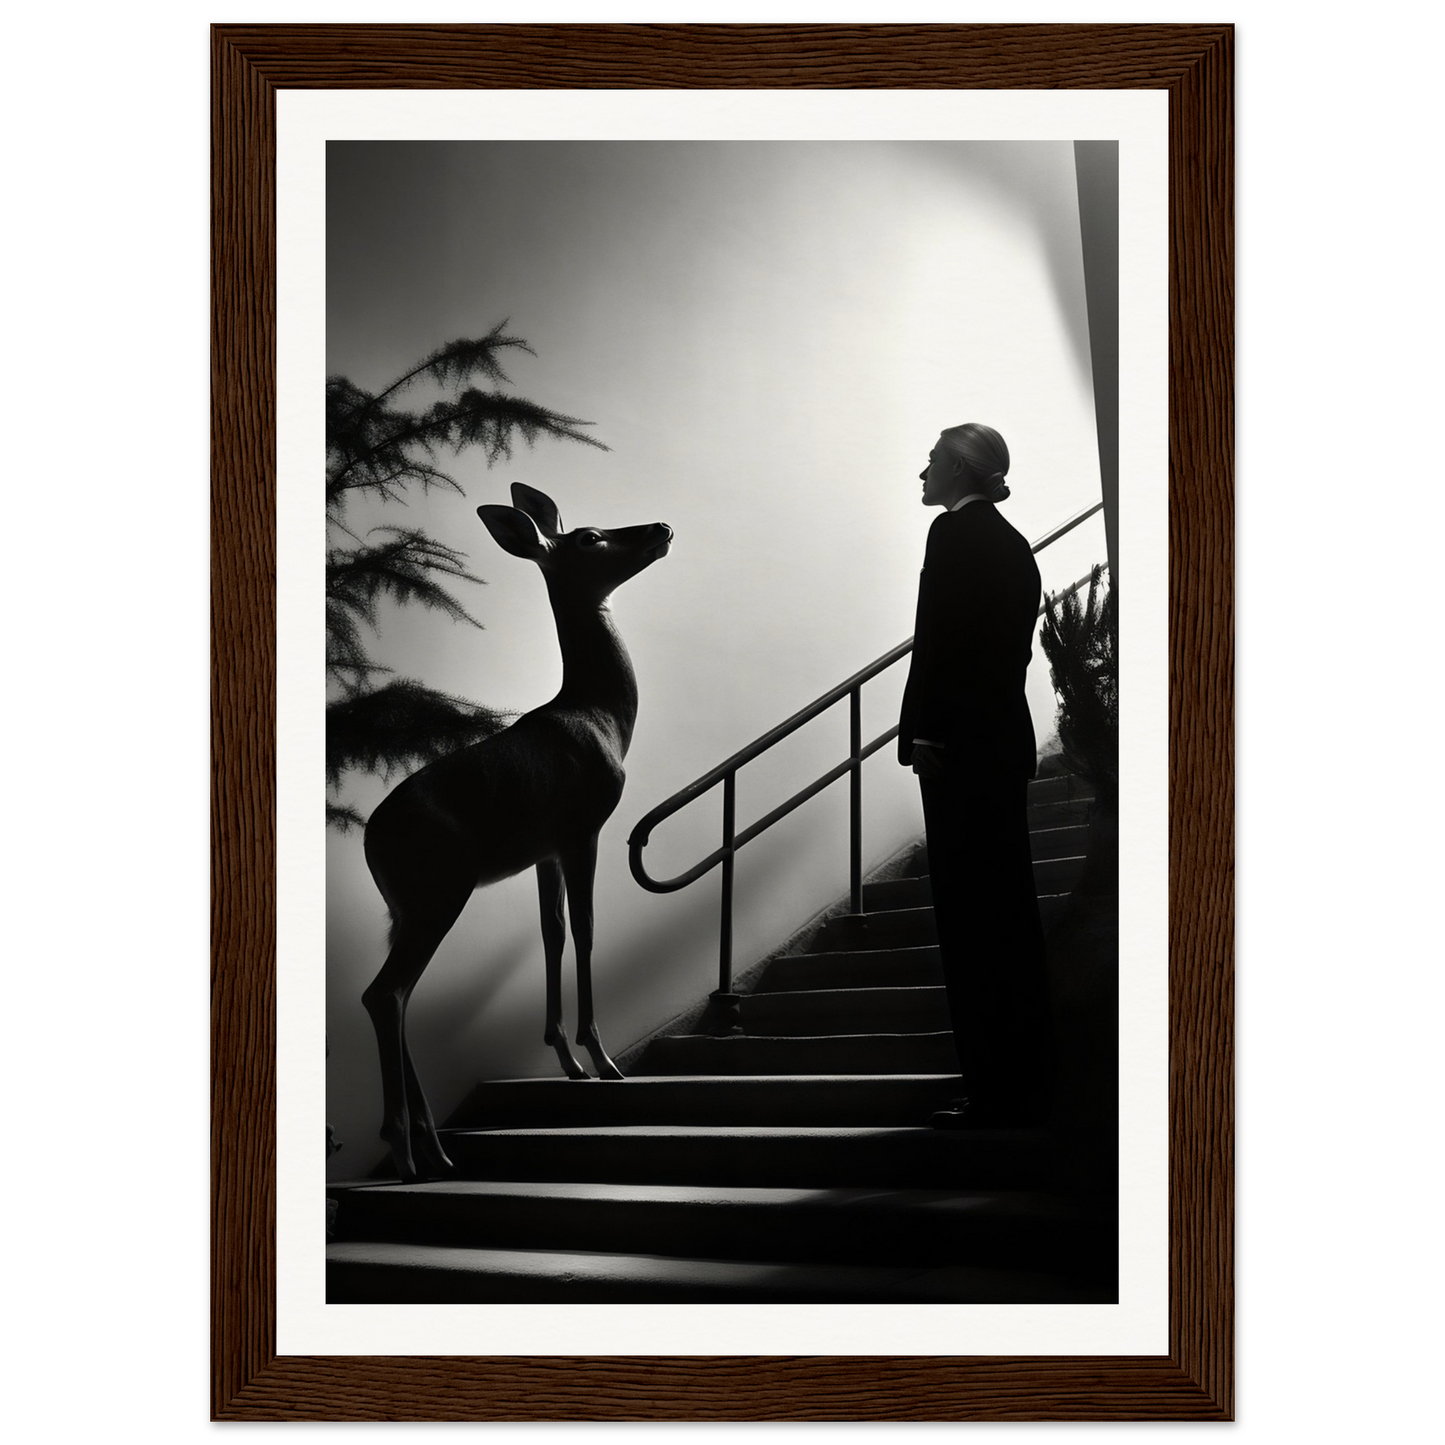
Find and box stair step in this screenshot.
[417,1124,1046,1188]
[860,859,1085,916]
[447,1073,967,1129]
[906,794,1091,853]
[1028,774,1096,806]
[754,946,944,993]
[1030,796,1095,829]
[633,1030,960,1076]
[1034,854,1089,892]
[812,907,938,953]
[1038,893,1071,929]
[327,1238,1113,1305]
[906,827,1091,877]
[1029,823,1092,861]
[739,985,950,1036]
[862,875,933,910]
[1028,809,1092,832]
[328,1177,1094,1272]
[807,899,1073,954]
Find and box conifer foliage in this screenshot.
[326,326,607,830]
[1039,565,1117,812]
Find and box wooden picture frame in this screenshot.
[212,22,1232,1421]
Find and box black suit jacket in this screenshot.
[897,502,1041,779]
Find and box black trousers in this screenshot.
[919,768,1054,1111]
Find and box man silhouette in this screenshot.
[898,423,1053,1127]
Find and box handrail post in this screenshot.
[719,771,735,993]
[708,770,742,1035]
[849,685,863,916]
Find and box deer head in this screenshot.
[478,483,671,606]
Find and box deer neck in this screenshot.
[544,577,639,750]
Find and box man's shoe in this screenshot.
[929,1094,1049,1129]
[929,1096,972,1129]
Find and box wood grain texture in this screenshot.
[211,27,278,1420]
[1166,24,1235,1421]
[211,22,1233,1421]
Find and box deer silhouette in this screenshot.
[361,483,672,1182]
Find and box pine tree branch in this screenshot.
[326,680,516,788]
[1040,564,1117,809]
[326,528,487,635]
[326,459,463,516]
[326,800,367,833]
[326,390,608,498]
[366,326,534,406]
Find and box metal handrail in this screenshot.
[626,499,1105,1003]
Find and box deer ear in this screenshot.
[509,483,563,538]
[477,504,550,561]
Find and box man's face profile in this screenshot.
[920,437,963,508]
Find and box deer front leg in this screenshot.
[537,857,589,1079]
[560,835,625,1080]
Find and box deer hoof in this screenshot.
[387,1140,420,1184]
[381,1119,419,1183]
[554,1046,590,1080]
[580,1030,624,1080]
[412,1129,456,1179]
[546,1027,590,1079]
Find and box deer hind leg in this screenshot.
[362,898,465,1182]
[399,1042,455,1179]
[560,835,625,1080]
[536,857,589,1079]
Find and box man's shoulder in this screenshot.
[973,503,1035,551]
[931,503,1002,546]
[925,509,973,560]
[929,505,1039,576]
[931,504,988,532]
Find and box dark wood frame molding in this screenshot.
[212,22,1232,1421]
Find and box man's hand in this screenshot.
[910,742,945,779]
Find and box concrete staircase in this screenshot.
[327,771,1115,1304]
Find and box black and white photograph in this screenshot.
[313,123,1144,1320]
